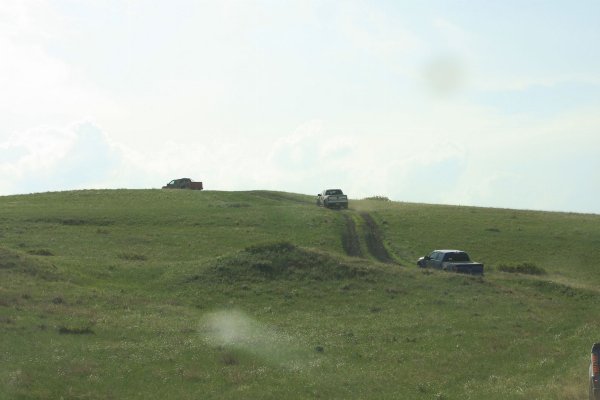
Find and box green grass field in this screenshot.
[1,189,599,399]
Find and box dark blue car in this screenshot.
[417,249,484,275]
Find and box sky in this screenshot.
[1,0,599,214]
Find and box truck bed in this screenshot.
[445,262,484,275]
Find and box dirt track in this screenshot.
[360,212,393,263]
[342,215,363,257]
[341,211,393,263]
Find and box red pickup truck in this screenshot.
[162,178,203,190]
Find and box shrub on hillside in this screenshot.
[27,249,54,256]
[363,196,390,201]
[245,241,296,255]
[203,241,380,282]
[497,262,546,275]
[118,253,147,261]
[0,247,58,280]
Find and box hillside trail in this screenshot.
[340,211,394,263]
[341,214,363,257]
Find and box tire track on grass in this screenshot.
[360,212,394,263]
[340,211,393,263]
[341,214,363,257]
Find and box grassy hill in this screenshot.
[1,189,599,399]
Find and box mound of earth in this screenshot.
[200,241,380,282]
[0,246,58,280]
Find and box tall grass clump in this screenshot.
[363,196,390,201]
[497,262,546,275]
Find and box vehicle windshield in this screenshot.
[326,190,342,195]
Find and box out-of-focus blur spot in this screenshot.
[422,54,467,96]
[200,309,319,369]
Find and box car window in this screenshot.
[455,252,470,262]
[443,252,470,262]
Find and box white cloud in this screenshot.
[0,121,124,193]
[431,17,470,51]
[0,0,110,138]
[440,105,600,212]
[339,6,420,57]
[1,101,598,213]
[0,0,61,41]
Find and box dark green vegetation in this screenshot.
[497,262,546,275]
[1,189,599,399]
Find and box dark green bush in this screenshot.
[27,249,54,256]
[363,196,390,201]
[497,262,546,275]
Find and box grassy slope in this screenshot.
[1,189,599,399]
